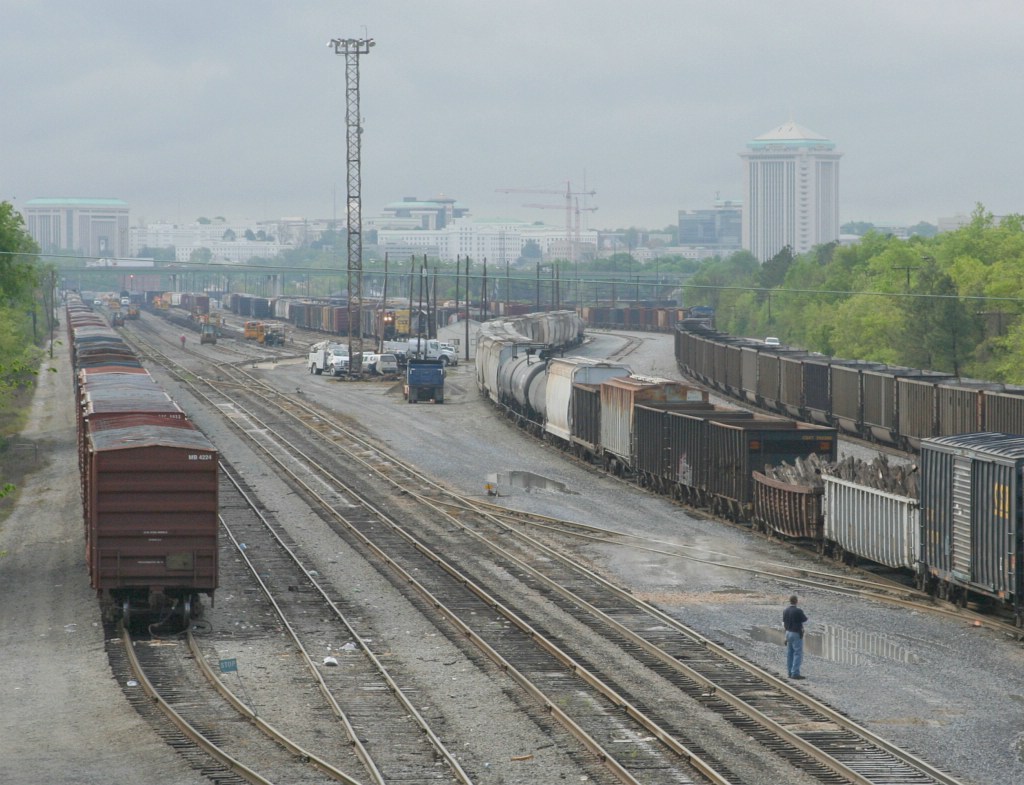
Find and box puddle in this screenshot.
[485,471,578,496]
[747,623,920,666]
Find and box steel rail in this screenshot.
[122,326,476,785]
[185,631,364,785]
[213,360,970,785]
[128,318,965,784]
[442,494,969,785]
[216,462,474,785]
[120,625,275,785]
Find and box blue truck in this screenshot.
[405,359,445,404]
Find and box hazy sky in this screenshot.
[4,2,1022,231]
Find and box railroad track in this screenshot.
[458,499,1024,635]
[122,317,969,784]
[213,461,473,783]
[107,427,470,782]
[114,623,357,785]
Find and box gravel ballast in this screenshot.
[4,325,1023,785]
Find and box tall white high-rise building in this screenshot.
[740,122,841,262]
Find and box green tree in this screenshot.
[909,222,938,238]
[760,245,794,290]
[841,221,875,236]
[900,257,977,373]
[0,202,43,497]
[520,240,542,260]
[0,203,39,302]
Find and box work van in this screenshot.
[375,353,399,375]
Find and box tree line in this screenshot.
[0,201,50,498]
[685,205,1024,384]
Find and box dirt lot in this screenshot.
[0,341,207,785]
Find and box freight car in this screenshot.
[674,321,1024,453]
[481,311,1024,621]
[920,432,1024,620]
[66,294,219,626]
[753,436,1024,625]
[582,304,714,332]
[221,293,377,338]
[476,312,837,521]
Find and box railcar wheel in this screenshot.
[180,597,192,625]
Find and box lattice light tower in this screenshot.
[329,36,374,372]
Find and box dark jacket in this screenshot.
[783,605,808,635]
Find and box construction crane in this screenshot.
[522,198,598,264]
[496,180,596,263]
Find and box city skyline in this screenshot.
[4,3,1023,230]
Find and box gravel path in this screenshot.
[0,341,207,785]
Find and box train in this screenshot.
[476,311,1024,625]
[66,293,219,626]
[475,311,838,522]
[674,320,1024,451]
[156,292,717,345]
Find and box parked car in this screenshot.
[764,336,780,346]
[375,353,399,375]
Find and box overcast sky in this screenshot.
[4,1,1022,231]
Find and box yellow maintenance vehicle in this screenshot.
[259,322,286,346]
[199,312,221,344]
[244,320,285,346]
[200,322,217,345]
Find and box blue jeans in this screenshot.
[786,631,804,677]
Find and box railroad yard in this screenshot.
[3,305,1024,785]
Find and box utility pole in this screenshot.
[894,263,921,291]
[329,35,375,374]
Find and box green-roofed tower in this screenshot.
[739,122,841,262]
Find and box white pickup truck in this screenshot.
[308,341,349,375]
[383,338,458,366]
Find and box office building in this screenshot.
[740,122,841,261]
[22,197,130,257]
[678,199,743,254]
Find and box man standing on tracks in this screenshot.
[180,333,186,348]
[783,594,808,679]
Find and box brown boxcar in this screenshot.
[84,419,219,621]
[643,405,837,520]
[829,361,887,436]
